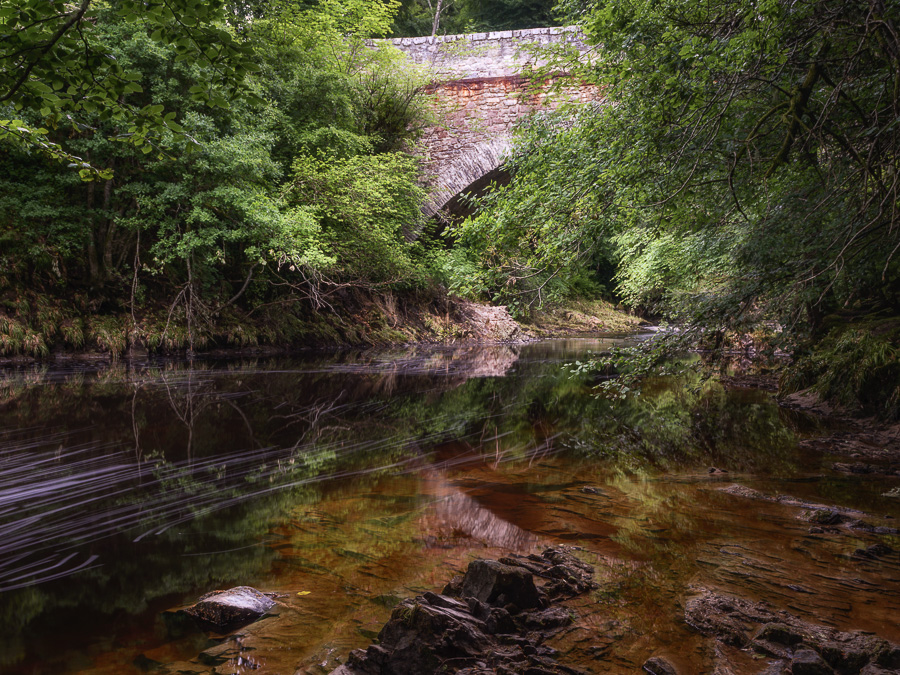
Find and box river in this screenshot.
[1,337,898,673]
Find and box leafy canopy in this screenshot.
[0,0,257,178]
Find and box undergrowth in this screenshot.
[781,320,900,420]
[0,288,497,359]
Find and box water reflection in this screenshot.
[1,338,895,674]
[424,477,540,550]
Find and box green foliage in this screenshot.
[287,152,426,283]
[450,106,620,316]
[391,0,558,36]
[0,313,47,357]
[0,0,434,355]
[569,340,689,399]
[454,0,900,412]
[0,0,258,177]
[421,246,487,298]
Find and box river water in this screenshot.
[1,338,898,674]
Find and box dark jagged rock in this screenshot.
[497,547,597,599]
[520,606,574,630]
[642,655,678,674]
[791,649,834,675]
[848,520,900,535]
[755,623,803,646]
[806,509,845,525]
[331,547,595,675]
[852,542,895,560]
[860,665,900,674]
[180,586,276,632]
[685,589,900,673]
[459,559,544,609]
[808,525,841,535]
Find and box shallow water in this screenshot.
[1,338,898,674]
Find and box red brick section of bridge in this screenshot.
[421,74,599,210]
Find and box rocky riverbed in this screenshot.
[331,546,596,675]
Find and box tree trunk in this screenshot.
[431,0,443,37]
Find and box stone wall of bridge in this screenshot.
[387,26,586,80]
[386,27,599,217]
[420,75,599,215]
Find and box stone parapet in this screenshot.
[378,26,586,80]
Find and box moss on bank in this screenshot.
[780,314,900,421]
[522,299,646,337]
[0,290,437,359]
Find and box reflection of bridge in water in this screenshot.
[385,27,600,217]
[425,480,540,550]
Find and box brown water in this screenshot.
[1,338,898,674]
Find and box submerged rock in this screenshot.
[685,588,900,673]
[642,655,678,674]
[805,509,845,525]
[852,542,895,560]
[180,586,276,632]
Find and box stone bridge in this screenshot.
[386,27,599,217]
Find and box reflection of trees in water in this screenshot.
[0,349,536,600]
[0,353,798,587]
[0,344,804,670]
[561,375,799,474]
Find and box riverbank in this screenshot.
[0,291,643,363]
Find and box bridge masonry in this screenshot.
[385,27,600,216]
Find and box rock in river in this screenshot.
[331,546,596,675]
[642,655,678,674]
[685,588,900,673]
[181,586,276,632]
[457,559,544,610]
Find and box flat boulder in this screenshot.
[181,586,275,631]
[685,588,900,673]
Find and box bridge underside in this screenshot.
[439,165,512,221]
[422,137,512,218]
